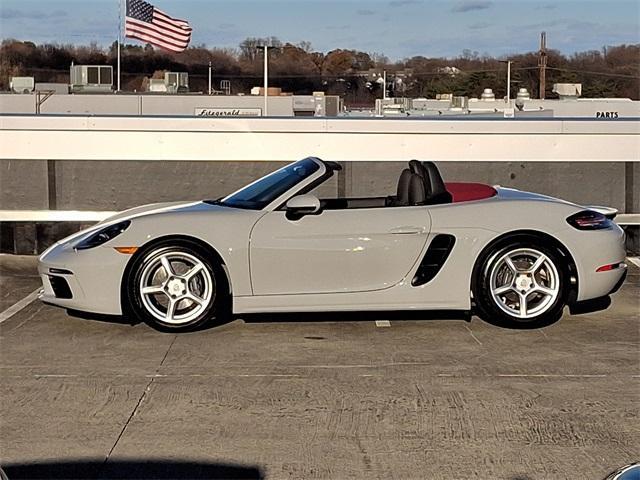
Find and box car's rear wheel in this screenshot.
[475,238,568,328]
[127,241,225,332]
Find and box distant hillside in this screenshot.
[1,38,638,104]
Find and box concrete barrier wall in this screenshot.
[0,159,634,213]
[1,160,48,209]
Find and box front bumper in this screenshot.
[38,242,130,315]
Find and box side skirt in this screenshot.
[233,290,470,314]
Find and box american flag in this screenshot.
[125,0,192,53]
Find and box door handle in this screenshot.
[389,226,425,235]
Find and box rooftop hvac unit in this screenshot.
[451,96,468,109]
[10,77,35,94]
[480,88,495,101]
[516,88,531,101]
[70,65,113,93]
[148,79,168,93]
[553,83,582,100]
[164,72,189,93]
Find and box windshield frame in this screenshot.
[216,157,328,211]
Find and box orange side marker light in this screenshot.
[114,247,139,255]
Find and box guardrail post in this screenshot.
[337,162,353,198]
[626,162,639,254]
[47,160,57,210]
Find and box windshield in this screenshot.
[219,158,321,210]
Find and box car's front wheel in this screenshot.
[475,238,568,328]
[127,241,225,332]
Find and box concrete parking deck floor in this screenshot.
[1,255,638,480]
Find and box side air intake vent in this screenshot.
[49,275,73,299]
[412,234,456,286]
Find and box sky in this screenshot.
[1,0,638,59]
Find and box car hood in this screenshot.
[99,201,205,225]
[45,201,214,252]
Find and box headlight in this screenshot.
[75,221,131,250]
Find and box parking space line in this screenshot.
[5,372,633,380]
[0,288,41,325]
[497,374,607,378]
[627,257,640,269]
[464,324,483,345]
[375,320,391,327]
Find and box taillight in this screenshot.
[596,262,626,272]
[567,210,613,230]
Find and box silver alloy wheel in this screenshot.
[488,247,560,319]
[139,250,214,325]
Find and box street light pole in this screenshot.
[382,70,387,100]
[499,60,512,105]
[208,61,212,95]
[117,0,123,92]
[257,46,272,116]
[506,60,511,105]
[263,46,268,116]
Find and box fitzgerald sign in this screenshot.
[195,107,262,117]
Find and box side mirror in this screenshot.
[285,194,321,219]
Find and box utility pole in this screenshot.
[538,31,547,100]
[208,61,212,95]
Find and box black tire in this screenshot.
[125,239,228,333]
[473,236,569,329]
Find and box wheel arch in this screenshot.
[470,229,579,305]
[120,234,233,314]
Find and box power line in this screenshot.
[546,67,640,80]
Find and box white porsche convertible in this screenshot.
[39,158,627,332]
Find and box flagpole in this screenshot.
[117,0,123,92]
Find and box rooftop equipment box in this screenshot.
[10,77,35,94]
[164,72,189,93]
[70,65,113,93]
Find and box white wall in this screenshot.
[1,115,638,162]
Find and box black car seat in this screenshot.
[392,168,413,206]
[408,174,426,205]
[408,160,453,205]
[392,168,426,206]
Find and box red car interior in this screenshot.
[445,182,498,203]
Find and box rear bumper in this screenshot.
[569,296,612,315]
[569,268,629,315]
[607,268,628,295]
[559,225,628,302]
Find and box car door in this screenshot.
[249,206,431,295]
